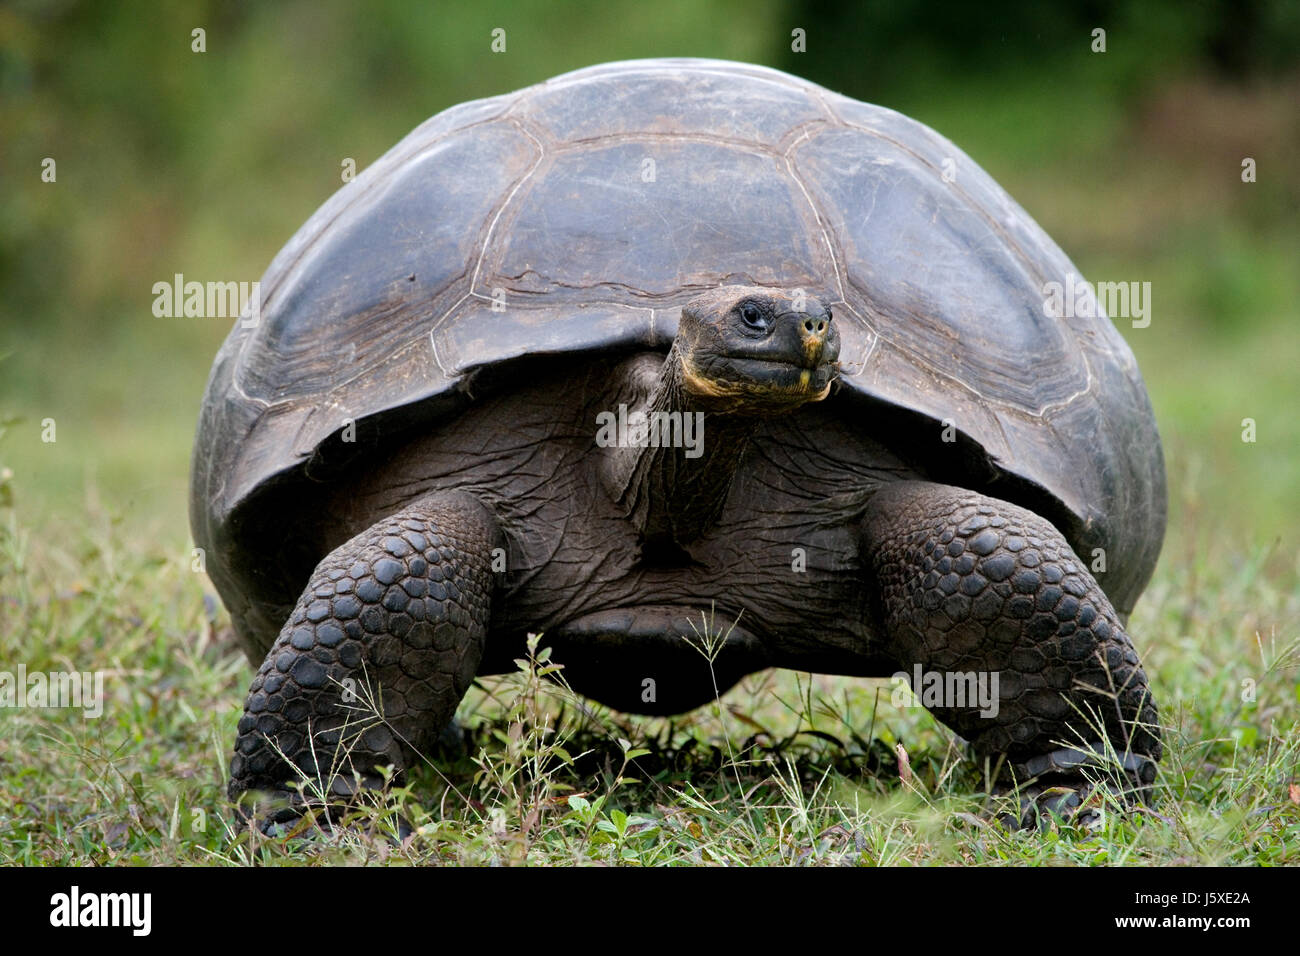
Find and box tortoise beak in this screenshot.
[798,313,830,367]
[775,310,839,371]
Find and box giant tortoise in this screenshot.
[191,58,1165,825]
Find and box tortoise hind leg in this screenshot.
[229,490,502,826]
[861,480,1161,827]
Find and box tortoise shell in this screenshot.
[191,57,1164,628]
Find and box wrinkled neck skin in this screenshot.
[611,343,760,549]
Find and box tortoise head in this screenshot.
[674,286,840,414]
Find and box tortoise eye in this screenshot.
[739,302,767,331]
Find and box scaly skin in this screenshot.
[863,481,1160,821]
[229,491,501,821]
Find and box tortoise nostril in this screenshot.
[801,317,827,339]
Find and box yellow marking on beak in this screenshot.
[799,369,811,389]
[802,329,826,367]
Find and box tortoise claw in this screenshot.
[994,782,1099,831]
[233,790,417,845]
[993,742,1157,830]
[1011,743,1158,787]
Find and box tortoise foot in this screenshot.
[228,490,502,816]
[863,480,1162,788]
[991,743,1158,831]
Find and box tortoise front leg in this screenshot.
[861,481,1161,826]
[229,490,502,825]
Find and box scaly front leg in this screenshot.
[230,490,502,825]
[862,481,1161,827]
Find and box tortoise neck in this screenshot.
[613,344,759,549]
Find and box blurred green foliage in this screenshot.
[0,0,1297,566]
[783,0,1300,99]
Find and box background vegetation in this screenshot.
[1,0,1297,864]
